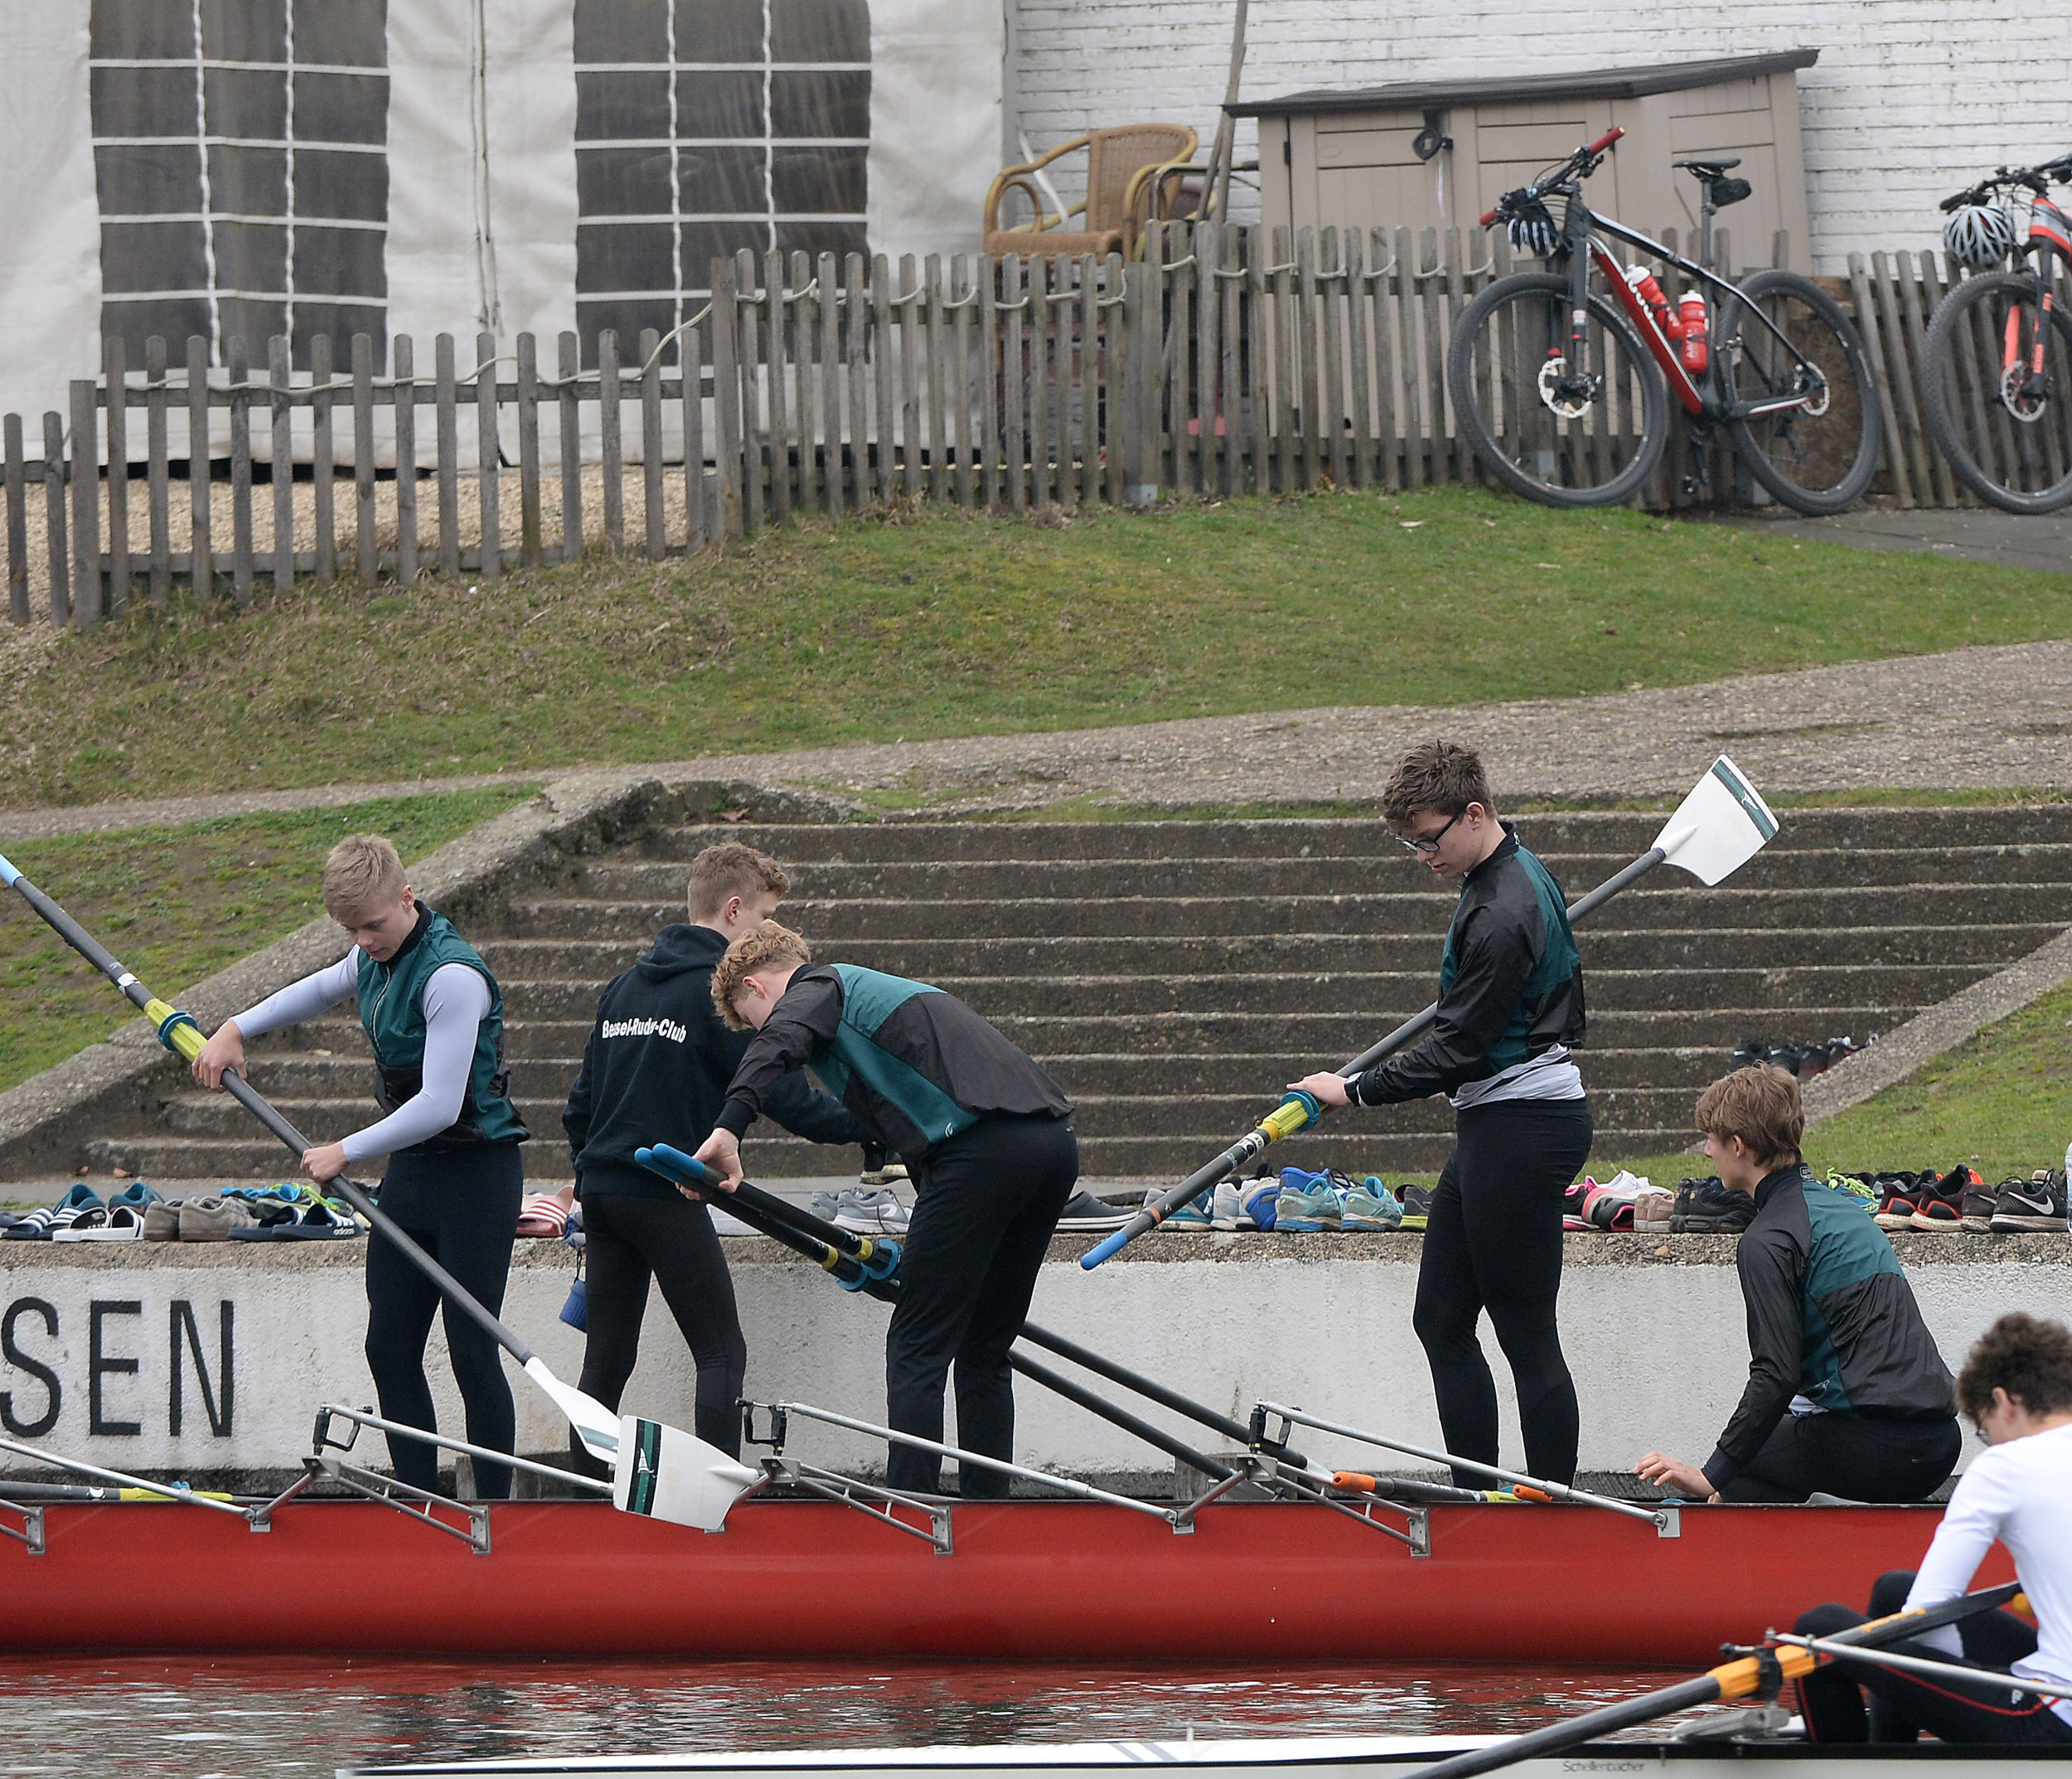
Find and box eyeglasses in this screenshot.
[1397,811,1463,856]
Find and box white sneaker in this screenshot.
[1211,1178,1241,1231]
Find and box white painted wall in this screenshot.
[0,1242,2051,1486]
[1007,1,2072,273]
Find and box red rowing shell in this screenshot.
[1,1497,2003,1663]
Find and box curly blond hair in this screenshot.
[711,920,812,1029]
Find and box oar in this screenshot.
[1083,754,1779,1267]
[634,1145,1247,1481]
[1405,1581,2024,1779]
[0,852,758,1533]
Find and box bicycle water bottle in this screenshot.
[1679,293,1709,373]
[1624,265,1680,340]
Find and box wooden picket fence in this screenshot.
[0,224,2036,628]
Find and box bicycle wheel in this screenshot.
[1447,272,1668,508]
[1920,269,2072,513]
[1715,269,1880,515]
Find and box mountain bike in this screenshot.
[1919,153,2072,513]
[1447,127,1881,512]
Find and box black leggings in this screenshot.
[884,1112,1077,1498]
[570,1191,747,1471]
[363,1143,523,1500]
[1411,1098,1594,1489]
[1797,1569,2072,1746]
[1722,1411,1960,1503]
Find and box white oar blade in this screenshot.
[1652,754,1779,886]
[523,1355,622,1466]
[612,1415,761,1532]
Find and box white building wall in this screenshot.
[1008,0,2070,274]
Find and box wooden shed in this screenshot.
[1231,49,1818,271]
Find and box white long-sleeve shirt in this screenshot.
[1904,1421,2072,1723]
[232,953,490,1162]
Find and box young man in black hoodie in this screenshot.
[561,842,869,1469]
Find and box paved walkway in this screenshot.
[1720,502,2072,576]
[9,637,2072,843]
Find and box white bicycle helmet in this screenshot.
[1943,203,2017,269]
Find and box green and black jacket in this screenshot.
[1702,1164,1956,1491]
[1348,824,1585,1105]
[715,963,1072,1162]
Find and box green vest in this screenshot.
[807,964,982,1146]
[356,909,526,1151]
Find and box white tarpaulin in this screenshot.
[0,0,1005,439]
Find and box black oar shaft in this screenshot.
[1020,1319,1285,1456]
[1409,1676,1725,1779]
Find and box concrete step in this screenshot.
[651,807,2072,862]
[505,882,2072,940]
[472,923,2057,982]
[485,964,1986,1021]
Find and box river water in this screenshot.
[0,1657,1685,1777]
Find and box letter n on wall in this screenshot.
[170,1300,234,1438]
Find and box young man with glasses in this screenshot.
[1290,739,1591,1486]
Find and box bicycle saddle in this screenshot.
[1673,157,1742,177]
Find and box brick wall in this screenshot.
[1008,1,2069,273]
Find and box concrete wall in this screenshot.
[1007,1,2066,274]
[0,1234,2055,1488]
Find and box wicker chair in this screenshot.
[984,124,1199,259]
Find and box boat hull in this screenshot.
[0,1495,1992,1662]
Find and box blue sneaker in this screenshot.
[1238,1176,1280,1231]
[1161,1188,1214,1230]
[1342,1176,1402,1231]
[1276,1167,1342,1232]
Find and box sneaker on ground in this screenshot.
[1342,1176,1402,1232]
[1731,1037,1769,1071]
[1397,1183,1433,1231]
[1990,1170,2070,1233]
[1871,1172,1921,1232]
[3,1182,105,1242]
[1909,1166,1976,1233]
[1162,1188,1215,1230]
[1238,1175,1280,1233]
[1054,1190,1132,1233]
[1561,1177,1595,1232]
[1669,1177,1755,1235]
[1276,1167,1343,1233]
[1634,1186,1675,1233]
[1211,1178,1242,1232]
[1958,1171,2003,1234]
[830,1187,910,1234]
[1823,1170,1879,1214]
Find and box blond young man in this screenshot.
[1290,739,1591,1487]
[192,836,527,1498]
[691,922,1075,1498]
[560,843,869,1470]
[1636,1065,1958,1505]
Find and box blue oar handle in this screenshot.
[639,1142,718,1188]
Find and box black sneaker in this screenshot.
[1054,1190,1134,1233]
[1990,1171,2070,1233]
[1731,1037,1769,1070]
[1962,1175,2008,1233]
[1766,1043,1804,1076]
[1398,1183,1434,1231]
[1670,1176,1755,1234]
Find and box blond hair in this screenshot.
[322,834,407,923]
[1694,1066,1804,1168]
[688,841,790,921]
[711,920,812,1030]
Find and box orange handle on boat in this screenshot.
[1333,1471,1377,1491]
[1513,1486,1553,1503]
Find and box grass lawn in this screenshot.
[0,787,537,1093]
[6,487,2072,808]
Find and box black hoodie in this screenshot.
[564,923,867,1198]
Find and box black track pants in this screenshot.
[1797,1571,2070,1745]
[570,1191,747,1471]
[884,1112,1077,1497]
[363,1144,523,1500]
[1721,1412,1960,1504]
[1411,1098,1594,1488]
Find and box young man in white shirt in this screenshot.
[1792,1311,2072,1745]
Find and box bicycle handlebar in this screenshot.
[1480,126,1624,229]
[1940,152,2072,212]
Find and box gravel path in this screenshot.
[7,635,2072,842]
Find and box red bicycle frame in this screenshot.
[1596,240,1705,414]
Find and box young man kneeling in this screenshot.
[1636,1066,1958,1504]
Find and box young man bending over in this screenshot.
[193,836,528,1497]
[1636,1065,1958,1504]
[690,922,1076,1497]
[1789,1311,2072,1745]
[1290,739,1592,1487]
[561,842,871,1472]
